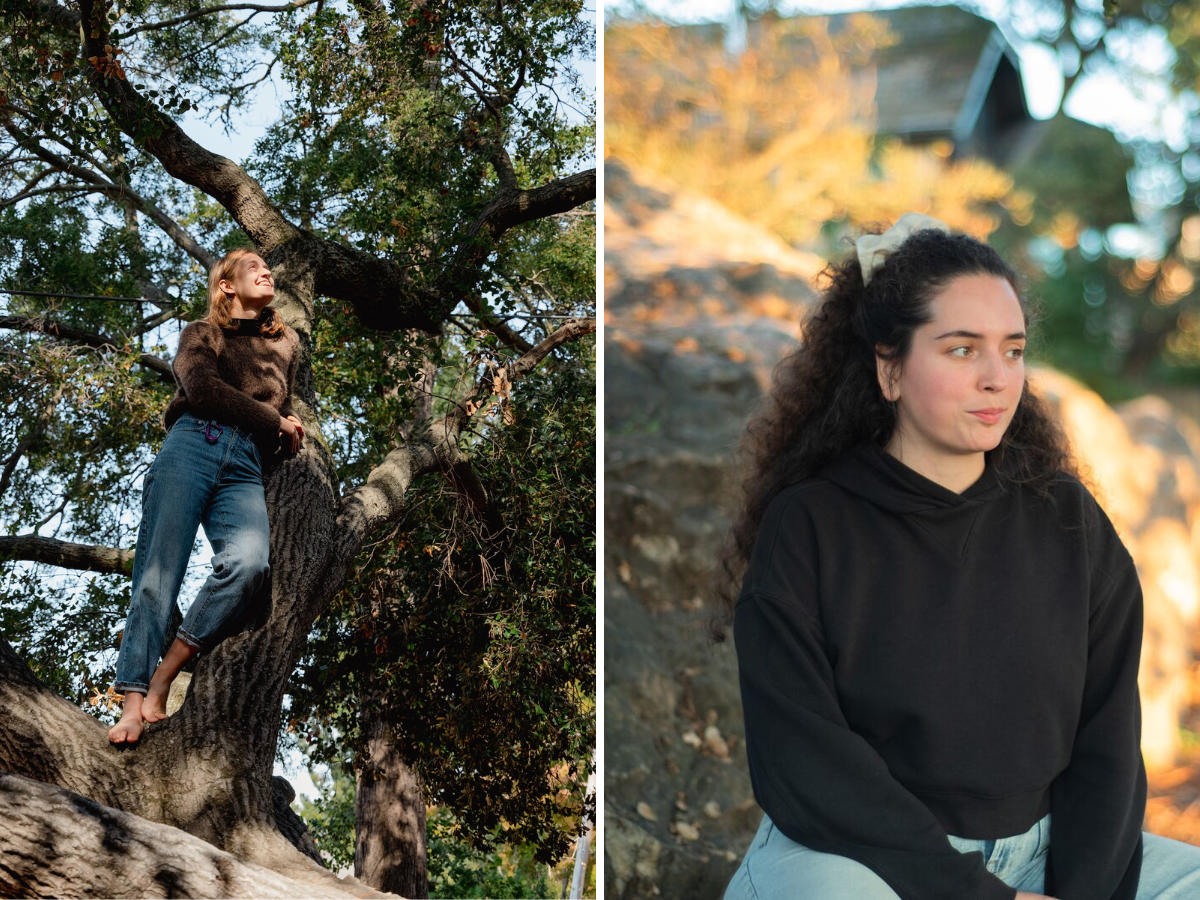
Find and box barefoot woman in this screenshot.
[719,215,1200,898]
[108,249,304,744]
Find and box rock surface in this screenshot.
[603,156,1200,898]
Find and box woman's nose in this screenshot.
[980,352,1009,390]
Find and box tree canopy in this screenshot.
[0,0,596,895]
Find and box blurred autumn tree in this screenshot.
[991,0,1200,389]
[0,0,595,896]
[605,11,1015,248]
[606,1,1200,397]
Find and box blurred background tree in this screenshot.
[605,0,1200,404]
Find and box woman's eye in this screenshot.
[950,346,1024,359]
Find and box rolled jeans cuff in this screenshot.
[114,683,149,696]
[176,628,204,651]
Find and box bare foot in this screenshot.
[108,714,144,743]
[140,638,199,723]
[141,683,170,723]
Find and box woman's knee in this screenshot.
[1138,831,1200,898]
[736,823,901,899]
[217,538,270,584]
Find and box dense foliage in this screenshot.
[292,329,596,861]
[0,0,596,881]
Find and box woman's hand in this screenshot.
[279,415,304,453]
[1015,893,1054,899]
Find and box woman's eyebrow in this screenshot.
[933,329,1026,341]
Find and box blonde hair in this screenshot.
[205,248,286,336]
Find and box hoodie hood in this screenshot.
[816,442,1010,559]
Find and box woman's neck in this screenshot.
[882,438,987,495]
[229,298,270,320]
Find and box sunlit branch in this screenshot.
[113,0,320,39]
[334,317,595,555]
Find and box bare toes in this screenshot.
[108,721,142,745]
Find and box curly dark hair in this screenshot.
[710,225,1084,641]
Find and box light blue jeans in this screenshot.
[725,812,1200,898]
[113,413,270,694]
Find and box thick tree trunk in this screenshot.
[355,714,429,898]
[0,772,392,899]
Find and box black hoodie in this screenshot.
[733,441,1146,899]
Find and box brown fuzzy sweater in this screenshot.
[163,309,300,459]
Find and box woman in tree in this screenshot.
[108,249,304,745]
[718,214,1200,898]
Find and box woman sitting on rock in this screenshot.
[718,214,1200,899]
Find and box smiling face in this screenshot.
[876,272,1026,469]
[218,253,274,312]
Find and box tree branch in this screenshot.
[1,119,216,270]
[77,0,301,256]
[0,315,175,381]
[332,316,595,557]
[0,385,62,499]
[0,772,374,900]
[113,0,320,39]
[0,535,134,576]
[0,166,56,206]
[30,0,80,28]
[457,169,596,262]
[0,182,100,207]
[132,305,187,337]
[1,103,121,179]
[66,0,591,335]
[460,297,534,354]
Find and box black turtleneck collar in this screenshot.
[227,308,272,336]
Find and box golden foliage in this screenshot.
[605,14,1013,246]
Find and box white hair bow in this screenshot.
[856,212,952,286]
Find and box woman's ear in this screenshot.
[875,346,900,403]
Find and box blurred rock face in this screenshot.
[604,157,1200,899]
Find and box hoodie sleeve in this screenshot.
[1046,499,1146,900]
[734,488,1016,900]
[172,322,283,439]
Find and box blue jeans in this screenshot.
[725,812,1200,898]
[113,413,270,694]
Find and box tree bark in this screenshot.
[355,713,429,898]
[0,535,134,575]
[0,771,393,900]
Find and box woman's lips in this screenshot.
[970,409,1004,424]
